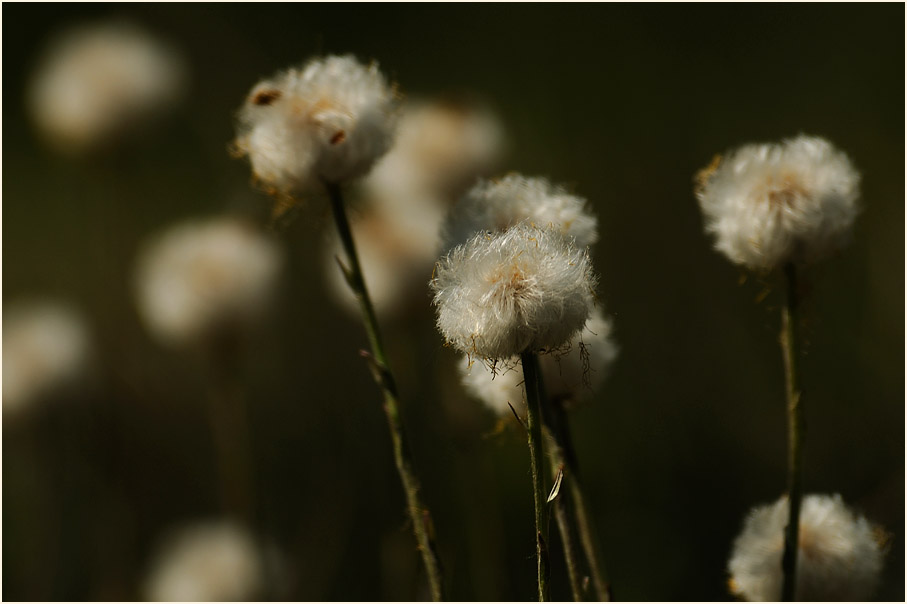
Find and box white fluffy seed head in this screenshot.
[728,493,886,601]
[432,224,597,361]
[443,174,598,252]
[27,20,185,154]
[134,217,283,347]
[142,520,264,602]
[458,307,618,415]
[234,55,399,196]
[696,135,861,271]
[3,301,92,417]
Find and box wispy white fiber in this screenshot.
[443,174,598,251]
[234,55,399,196]
[432,224,596,360]
[728,493,886,601]
[458,307,618,415]
[696,135,860,270]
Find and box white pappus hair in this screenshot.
[234,55,399,196]
[443,173,598,251]
[695,134,860,271]
[431,223,597,361]
[458,306,619,416]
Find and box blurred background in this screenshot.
[3,3,903,601]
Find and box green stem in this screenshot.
[326,182,444,601]
[521,351,551,602]
[780,262,804,602]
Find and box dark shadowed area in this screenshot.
[3,4,904,601]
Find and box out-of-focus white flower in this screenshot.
[27,21,185,154]
[728,493,886,601]
[695,135,860,271]
[134,217,283,347]
[432,224,596,361]
[3,301,92,416]
[459,308,618,415]
[143,520,264,602]
[323,98,505,318]
[366,98,505,203]
[443,174,598,252]
[234,55,399,196]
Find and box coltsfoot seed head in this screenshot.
[234,55,399,196]
[728,493,886,601]
[443,173,598,252]
[459,307,618,416]
[431,224,597,361]
[3,300,92,417]
[133,217,283,347]
[695,135,860,271]
[27,20,185,154]
[142,520,265,602]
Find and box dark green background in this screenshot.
[3,4,904,601]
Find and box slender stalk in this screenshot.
[567,470,610,602]
[534,365,586,602]
[780,262,804,602]
[548,456,585,601]
[325,182,444,601]
[205,357,255,522]
[521,351,551,602]
[543,390,611,602]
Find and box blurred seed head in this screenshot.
[27,20,186,154]
[234,55,400,197]
[459,307,618,416]
[431,224,597,361]
[728,493,886,601]
[133,216,283,347]
[142,520,265,602]
[443,174,598,253]
[695,135,861,271]
[365,97,505,204]
[3,300,93,418]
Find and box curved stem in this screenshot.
[521,351,551,602]
[326,182,444,601]
[780,262,804,602]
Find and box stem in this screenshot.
[205,356,255,522]
[548,455,585,601]
[325,182,444,601]
[521,351,551,602]
[780,262,804,602]
[567,470,610,602]
[543,390,611,602]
